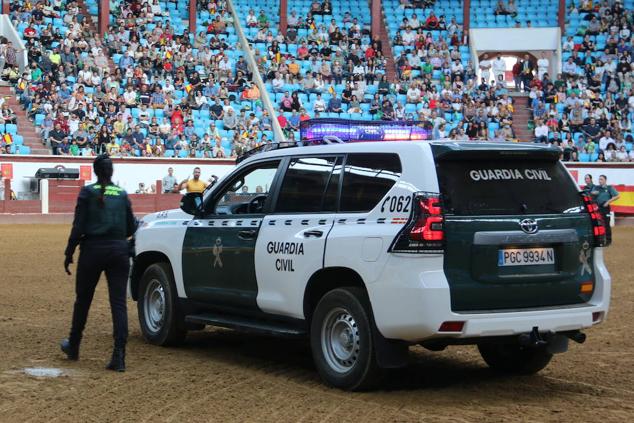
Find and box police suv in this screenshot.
[130,141,611,390]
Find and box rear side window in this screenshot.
[436,159,583,215]
[340,154,402,212]
[276,156,339,213]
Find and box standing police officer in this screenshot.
[60,154,137,372]
[583,174,596,195]
[594,175,620,246]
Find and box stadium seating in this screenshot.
[2,0,631,162]
[470,0,558,28]
[241,0,379,139]
[545,0,634,162]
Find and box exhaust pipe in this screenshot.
[566,330,587,344]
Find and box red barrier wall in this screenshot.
[0,200,41,214]
[49,180,85,213]
[0,179,182,216]
[128,193,182,213]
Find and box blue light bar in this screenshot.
[300,119,432,143]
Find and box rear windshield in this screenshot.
[436,159,583,216]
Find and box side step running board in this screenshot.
[185,313,307,338]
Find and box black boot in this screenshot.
[106,347,126,372]
[60,338,79,361]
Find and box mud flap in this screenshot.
[371,324,409,368]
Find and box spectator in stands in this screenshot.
[425,11,439,30]
[0,103,16,126]
[599,130,616,151]
[494,0,518,18]
[49,123,67,156]
[537,52,550,80]
[492,56,506,86]
[3,41,17,73]
[479,54,492,83]
[327,92,342,113]
[534,119,549,143]
[511,58,522,90]
[162,168,177,194]
[519,54,535,91]
[615,145,629,162]
[582,118,602,144]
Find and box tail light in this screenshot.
[581,193,606,247]
[389,192,444,253]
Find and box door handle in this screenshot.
[237,229,257,240]
[303,230,323,238]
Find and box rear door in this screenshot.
[254,155,341,318]
[434,150,595,312]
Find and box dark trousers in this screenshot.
[69,240,130,349]
[600,207,612,245]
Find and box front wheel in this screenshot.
[478,343,553,375]
[137,263,187,346]
[310,287,383,391]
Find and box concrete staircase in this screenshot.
[511,93,533,142]
[0,85,49,154]
[376,7,397,82]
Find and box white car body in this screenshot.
[133,141,611,343]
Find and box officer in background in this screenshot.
[60,154,137,372]
[595,174,620,246]
[582,174,596,195]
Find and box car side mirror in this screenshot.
[180,192,203,215]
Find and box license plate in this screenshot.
[498,248,555,266]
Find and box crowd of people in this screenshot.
[7,0,272,158]
[531,0,633,162]
[390,1,519,141]
[1,0,632,160]
[252,0,521,142]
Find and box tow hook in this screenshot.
[519,327,569,354]
[519,327,548,348]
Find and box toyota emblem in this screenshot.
[519,219,539,234]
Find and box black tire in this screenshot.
[310,287,383,391]
[478,343,553,375]
[137,263,187,346]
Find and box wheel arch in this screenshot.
[130,251,173,301]
[302,267,367,321]
[303,266,409,370]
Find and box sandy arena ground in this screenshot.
[0,224,633,422]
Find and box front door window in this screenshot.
[210,162,280,216]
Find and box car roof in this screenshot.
[238,141,559,165]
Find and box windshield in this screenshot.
[436,159,584,216]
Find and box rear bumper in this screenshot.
[368,249,611,342]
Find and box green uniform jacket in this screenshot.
[65,183,136,257]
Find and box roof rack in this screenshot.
[235,136,344,164]
[236,142,297,164]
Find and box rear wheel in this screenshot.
[137,263,187,346]
[478,343,553,374]
[310,287,383,391]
